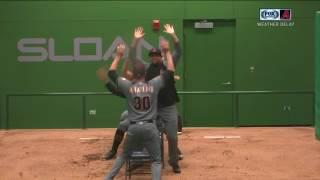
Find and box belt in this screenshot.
[130,119,154,125]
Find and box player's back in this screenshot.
[126,79,161,123]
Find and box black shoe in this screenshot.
[178,154,184,160]
[103,150,116,160]
[171,164,181,173]
[177,150,183,160]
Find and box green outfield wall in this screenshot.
[0,1,318,129]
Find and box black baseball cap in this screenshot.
[149,48,162,57]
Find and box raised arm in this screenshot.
[163,24,181,66]
[121,58,133,80]
[160,39,174,72]
[149,39,175,90]
[108,43,126,83]
[129,27,144,65]
[109,44,125,71]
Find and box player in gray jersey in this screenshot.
[104,39,175,180]
[130,25,182,173]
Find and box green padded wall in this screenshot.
[0,1,318,128]
[0,1,184,128]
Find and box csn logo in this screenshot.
[260,9,292,21]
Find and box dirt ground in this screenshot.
[0,127,319,180]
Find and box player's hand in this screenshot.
[134,27,145,39]
[116,43,126,56]
[163,24,175,35]
[160,39,170,52]
[96,67,108,82]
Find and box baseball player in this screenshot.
[100,25,184,163]
[97,59,132,160]
[130,24,182,173]
[104,40,175,180]
[98,70,183,160]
